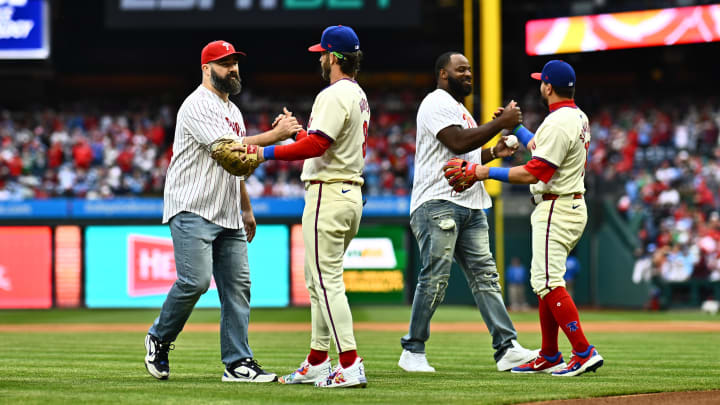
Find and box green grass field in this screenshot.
[1,307,719,404]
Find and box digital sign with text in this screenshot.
[0,0,49,59]
[106,0,419,28]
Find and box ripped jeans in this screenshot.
[402,199,519,361]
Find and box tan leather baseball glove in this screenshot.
[210,139,260,177]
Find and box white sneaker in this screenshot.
[315,357,368,388]
[222,358,277,382]
[398,349,436,372]
[496,340,540,371]
[279,356,332,384]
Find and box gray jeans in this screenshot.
[149,211,252,366]
[402,200,518,361]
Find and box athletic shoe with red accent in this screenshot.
[279,356,332,384]
[552,345,604,377]
[315,357,367,388]
[511,352,566,374]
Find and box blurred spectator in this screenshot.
[505,257,529,311]
[564,254,580,299]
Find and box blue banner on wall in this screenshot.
[0,196,411,219]
[72,198,164,218]
[84,224,289,308]
[0,199,69,218]
[0,0,49,59]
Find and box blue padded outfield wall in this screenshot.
[0,197,411,219]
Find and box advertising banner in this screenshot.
[0,0,49,59]
[290,223,406,305]
[0,226,52,308]
[526,4,720,55]
[85,224,289,308]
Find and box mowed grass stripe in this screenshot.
[1,329,719,405]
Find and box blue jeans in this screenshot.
[149,211,252,366]
[402,200,518,361]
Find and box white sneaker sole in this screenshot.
[316,376,368,388]
[279,374,329,384]
[222,374,278,383]
[510,362,567,374]
[552,355,604,377]
[398,361,436,372]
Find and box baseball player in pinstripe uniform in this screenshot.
[459,60,604,376]
[398,51,538,374]
[143,40,301,382]
[239,25,369,388]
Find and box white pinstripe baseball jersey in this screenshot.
[162,85,247,229]
[529,105,590,196]
[410,88,492,214]
[300,78,369,185]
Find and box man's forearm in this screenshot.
[452,120,505,154]
[240,180,252,211]
[243,128,283,147]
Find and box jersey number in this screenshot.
[362,120,368,158]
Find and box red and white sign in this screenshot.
[526,4,720,55]
[127,234,216,297]
[0,227,52,309]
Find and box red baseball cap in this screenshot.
[201,40,246,65]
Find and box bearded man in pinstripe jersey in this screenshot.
[143,40,301,383]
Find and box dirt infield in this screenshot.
[1,320,719,333]
[524,390,720,405]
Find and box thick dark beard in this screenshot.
[540,95,549,109]
[447,75,471,99]
[211,68,242,95]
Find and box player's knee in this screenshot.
[178,277,212,296]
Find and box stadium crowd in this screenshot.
[0,90,420,200]
[1,91,719,285]
[587,97,720,287]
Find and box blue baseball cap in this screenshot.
[531,60,575,87]
[308,25,360,53]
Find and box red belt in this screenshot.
[309,180,361,186]
[531,193,583,205]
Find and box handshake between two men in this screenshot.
[443,100,533,193]
[211,107,301,178]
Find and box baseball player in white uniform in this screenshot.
[144,40,301,383]
[398,51,538,374]
[461,60,604,377]
[241,25,369,388]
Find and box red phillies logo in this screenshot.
[225,117,244,137]
[127,234,215,297]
